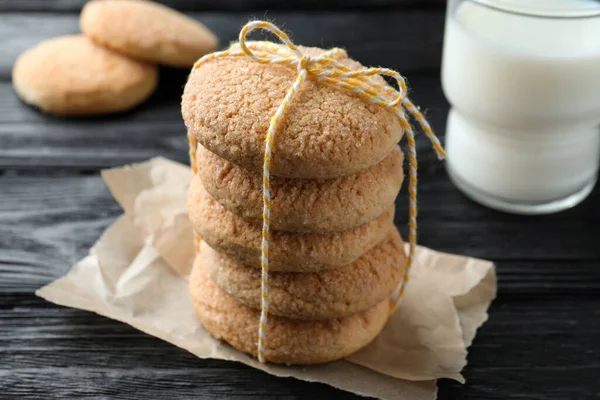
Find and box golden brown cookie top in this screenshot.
[81,0,218,68]
[182,45,404,178]
[12,35,158,116]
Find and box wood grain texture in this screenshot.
[0,0,446,12]
[1,293,599,399]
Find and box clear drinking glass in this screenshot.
[442,0,600,214]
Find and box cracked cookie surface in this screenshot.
[182,45,404,178]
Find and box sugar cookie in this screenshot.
[200,228,405,320]
[199,229,406,320]
[188,176,395,272]
[183,45,404,178]
[190,255,390,364]
[81,0,218,68]
[12,35,158,116]
[196,144,403,232]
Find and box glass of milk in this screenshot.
[442,0,600,214]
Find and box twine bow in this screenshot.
[189,21,446,363]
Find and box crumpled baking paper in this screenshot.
[37,157,496,400]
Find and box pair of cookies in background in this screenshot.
[12,0,218,116]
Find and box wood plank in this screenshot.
[0,173,119,285]
[0,0,446,12]
[1,292,599,399]
[395,176,600,261]
[0,11,445,82]
[0,173,597,294]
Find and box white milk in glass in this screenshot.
[442,0,600,213]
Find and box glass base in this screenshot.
[447,165,597,215]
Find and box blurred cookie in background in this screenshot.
[12,35,158,116]
[81,0,219,68]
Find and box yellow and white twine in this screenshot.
[189,21,446,363]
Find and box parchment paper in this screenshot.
[37,157,496,400]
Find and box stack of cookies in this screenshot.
[12,0,217,116]
[183,45,408,364]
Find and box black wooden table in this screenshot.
[1,1,599,399]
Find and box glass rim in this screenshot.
[470,0,600,19]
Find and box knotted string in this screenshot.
[189,21,446,363]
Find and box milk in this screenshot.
[442,0,600,212]
[446,110,599,203]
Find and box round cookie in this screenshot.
[182,44,404,178]
[188,176,395,272]
[190,255,390,364]
[196,144,403,233]
[81,0,218,68]
[12,35,158,116]
[200,228,406,320]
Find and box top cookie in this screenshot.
[81,0,218,68]
[182,45,404,178]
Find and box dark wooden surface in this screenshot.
[1,1,599,399]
